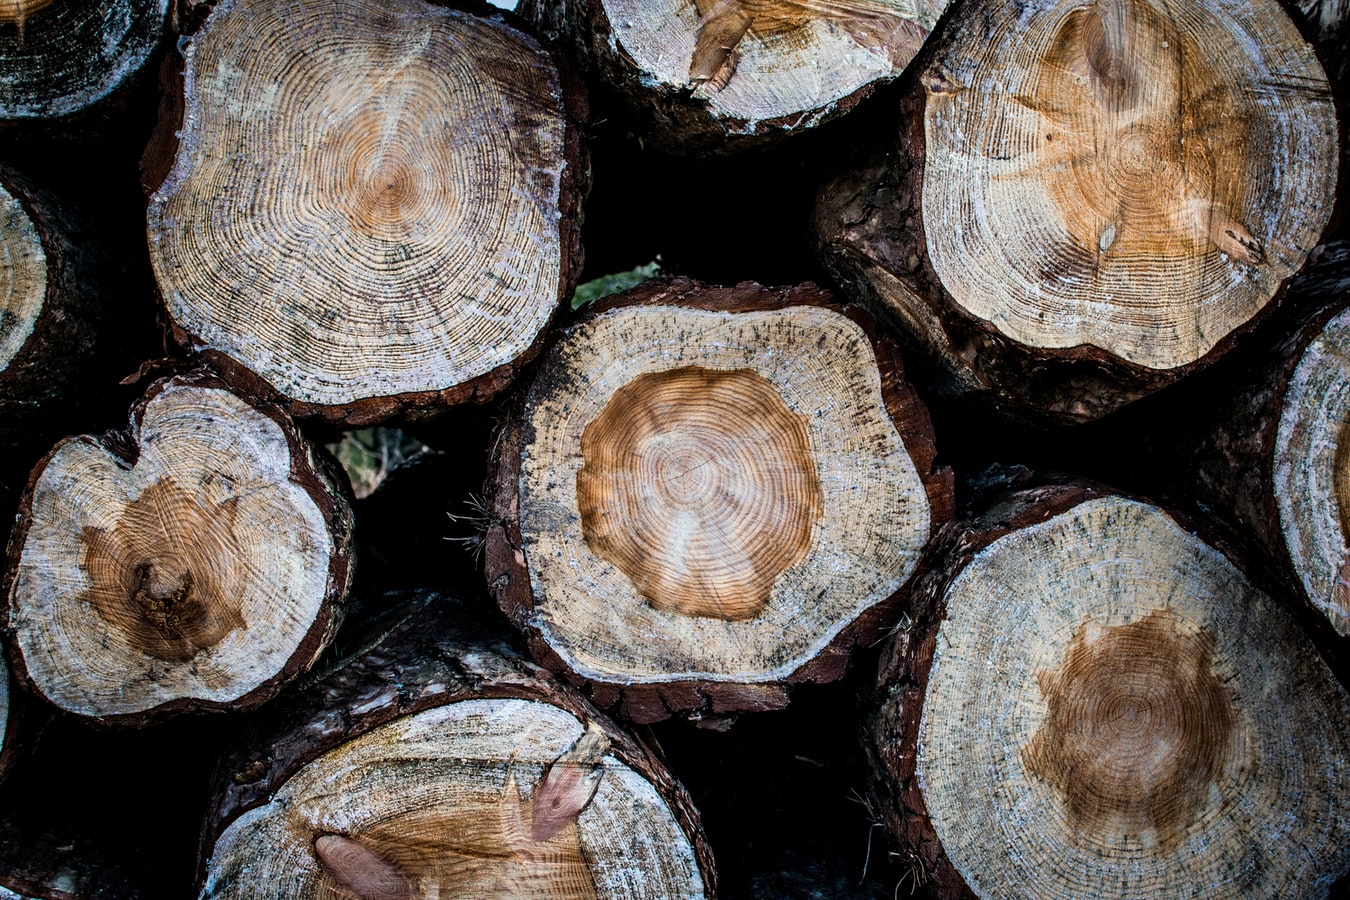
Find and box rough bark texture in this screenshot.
[2,370,355,726]
[485,278,952,723]
[523,0,945,154]
[144,0,588,427]
[0,165,125,443]
[815,0,1338,423]
[865,478,1350,898]
[198,590,715,899]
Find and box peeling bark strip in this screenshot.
[865,486,1350,898]
[199,596,713,899]
[1,372,355,725]
[523,0,944,152]
[816,0,1338,422]
[0,0,167,119]
[486,279,952,723]
[146,0,586,426]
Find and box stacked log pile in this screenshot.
[0,0,1344,897]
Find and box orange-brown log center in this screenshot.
[1022,610,1238,849]
[577,366,822,621]
[78,480,245,662]
[314,787,597,900]
[316,105,436,243]
[1032,0,1252,261]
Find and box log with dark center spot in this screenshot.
[77,481,245,663]
[1022,610,1237,850]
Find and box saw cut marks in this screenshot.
[202,700,704,899]
[1274,306,1350,637]
[578,366,822,621]
[147,0,568,414]
[918,497,1350,897]
[921,0,1336,369]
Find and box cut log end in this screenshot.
[148,0,577,416]
[914,0,1335,371]
[4,375,353,722]
[203,701,704,899]
[874,493,1350,896]
[0,181,45,374]
[494,284,948,717]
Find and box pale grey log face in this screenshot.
[9,383,335,717]
[921,0,1336,370]
[1276,307,1350,637]
[202,700,705,899]
[601,0,944,125]
[519,305,931,683]
[0,183,44,371]
[148,0,565,407]
[917,498,1350,898]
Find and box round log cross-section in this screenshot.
[524,0,944,152]
[145,0,584,425]
[2,373,355,725]
[1274,305,1350,638]
[199,596,713,899]
[816,0,1338,421]
[487,280,951,722]
[866,488,1350,897]
[0,0,167,119]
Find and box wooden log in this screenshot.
[0,0,167,123]
[815,0,1338,422]
[524,0,945,153]
[2,371,355,726]
[864,479,1350,897]
[0,164,123,445]
[199,590,715,898]
[485,278,952,723]
[144,0,587,427]
[1118,242,1350,643]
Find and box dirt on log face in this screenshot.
[815,0,1338,422]
[144,0,587,427]
[523,0,945,152]
[1,372,355,726]
[485,278,952,723]
[199,593,715,899]
[865,482,1350,898]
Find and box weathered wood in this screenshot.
[864,479,1350,897]
[199,591,715,898]
[144,0,588,426]
[524,0,945,153]
[2,371,355,725]
[0,0,167,123]
[815,0,1338,422]
[486,278,951,723]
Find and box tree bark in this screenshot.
[485,278,952,723]
[199,590,715,899]
[0,0,167,123]
[523,0,945,154]
[864,477,1350,898]
[2,370,355,726]
[0,164,126,446]
[815,0,1339,423]
[143,0,588,427]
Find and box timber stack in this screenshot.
[0,0,1345,897]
